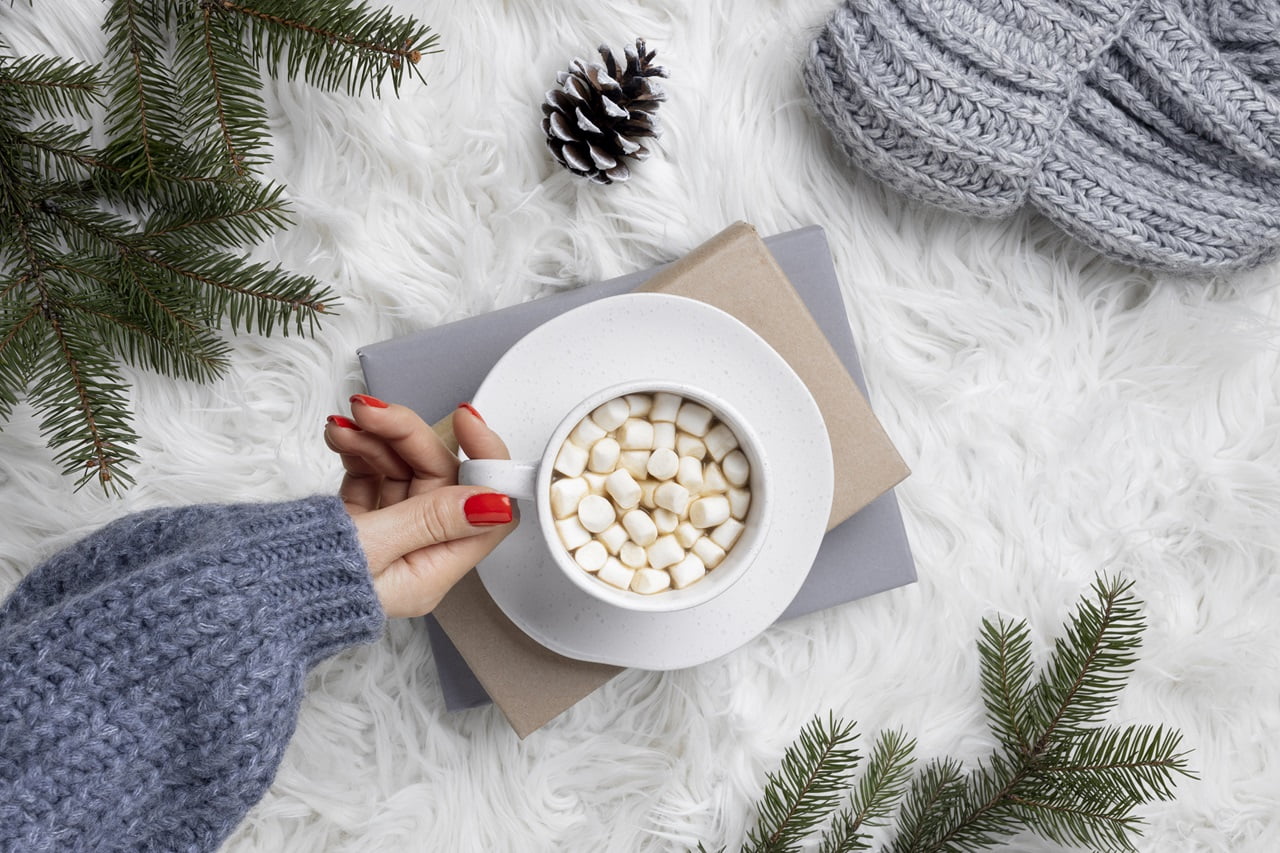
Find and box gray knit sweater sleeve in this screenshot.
[0,495,386,853]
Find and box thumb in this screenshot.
[355,485,513,575]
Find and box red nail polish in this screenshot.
[327,415,362,431]
[464,492,512,526]
[350,393,389,409]
[457,402,486,424]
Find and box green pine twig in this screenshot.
[819,730,917,853]
[708,576,1194,853]
[1,0,438,491]
[743,713,862,853]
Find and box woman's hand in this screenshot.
[324,395,514,618]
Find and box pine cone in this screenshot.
[542,39,668,185]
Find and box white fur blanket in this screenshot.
[2,2,1278,851]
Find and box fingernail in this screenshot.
[327,415,362,431]
[350,393,389,409]
[464,492,512,526]
[457,402,486,424]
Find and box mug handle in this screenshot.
[458,459,539,502]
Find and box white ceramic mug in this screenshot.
[459,378,771,612]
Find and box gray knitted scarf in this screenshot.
[804,0,1280,273]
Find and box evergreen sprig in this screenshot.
[708,576,1194,853]
[743,714,862,853]
[0,2,438,491]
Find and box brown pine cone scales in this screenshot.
[542,39,668,184]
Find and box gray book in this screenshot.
[359,225,916,710]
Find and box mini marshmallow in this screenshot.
[577,494,616,533]
[553,442,588,478]
[674,521,701,549]
[619,450,651,480]
[599,523,628,555]
[597,558,636,590]
[590,397,630,431]
[619,541,647,568]
[605,469,642,509]
[691,536,726,568]
[652,422,676,450]
[689,495,731,529]
[652,507,679,534]
[701,461,728,494]
[555,516,593,551]
[638,479,659,509]
[646,534,685,570]
[650,392,681,422]
[625,393,652,417]
[622,508,658,546]
[728,486,751,520]
[619,418,655,450]
[722,449,750,487]
[550,477,589,518]
[631,568,672,595]
[669,553,707,589]
[583,471,608,494]
[703,423,739,461]
[569,417,607,447]
[646,447,679,480]
[676,456,704,492]
[654,481,691,515]
[588,437,621,473]
[675,401,714,436]
[710,517,745,550]
[675,434,707,460]
[574,540,607,572]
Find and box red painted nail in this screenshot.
[350,393,389,409]
[327,414,362,431]
[464,492,512,526]
[457,402,486,424]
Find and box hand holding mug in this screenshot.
[325,396,515,618]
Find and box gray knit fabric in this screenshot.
[1,496,385,852]
[804,0,1280,273]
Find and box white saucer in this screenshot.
[469,293,833,670]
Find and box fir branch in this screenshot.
[218,0,439,95]
[885,758,967,853]
[743,714,862,853]
[0,53,100,118]
[151,251,333,336]
[818,730,916,853]
[717,577,1193,853]
[45,202,331,336]
[0,298,42,420]
[103,0,186,186]
[141,179,291,247]
[2,1,434,490]
[175,3,270,177]
[1040,725,1191,804]
[28,304,139,492]
[1004,789,1138,852]
[1027,576,1144,747]
[977,616,1036,754]
[9,123,104,184]
[52,259,231,383]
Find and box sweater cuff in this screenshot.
[233,496,386,666]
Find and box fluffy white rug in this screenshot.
[3,1,1279,851]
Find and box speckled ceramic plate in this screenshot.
[467,293,833,670]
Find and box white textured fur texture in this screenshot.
[2,2,1279,851]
